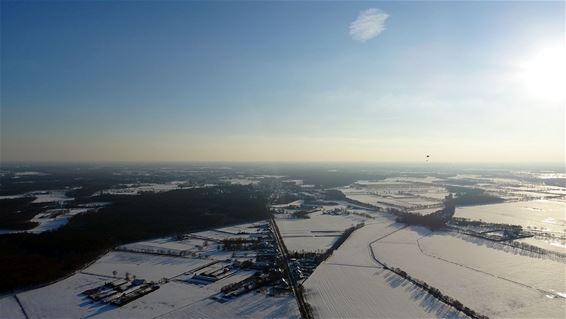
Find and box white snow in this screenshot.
[0,208,93,235]
[83,251,211,281]
[2,220,297,319]
[159,290,301,319]
[455,200,566,233]
[14,273,111,319]
[283,236,338,253]
[28,208,91,233]
[305,264,463,319]
[372,226,566,317]
[303,219,465,318]
[0,296,27,319]
[31,190,73,203]
[275,209,367,253]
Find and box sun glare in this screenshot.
[520,45,566,101]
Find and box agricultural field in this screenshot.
[158,289,300,319]
[28,208,91,233]
[9,272,215,319]
[444,174,565,201]
[340,178,448,213]
[83,251,212,281]
[455,200,566,234]
[282,236,338,253]
[275,207,368,253]
[305,265,464,319]
[303,218,466,318]
[0,220,299,319]
[372,227,565,317]
[0,207,97,235]
[0,190,74,203]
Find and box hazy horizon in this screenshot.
[1,160,564,172]
[1,1,564,163]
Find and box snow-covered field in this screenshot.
[0,208,94,235]
[0,264,296,319]
[3,262,274,319]
[340,179,448,212]
[455,200,566,233]
[215,223,266,235]
[305,264,463,319]
[99,182,186,196]
[83,251,211,281]
[276,209,365,237]
[275,208,367,253]
[1,220,300,319]
[31,190,74,203]
[29,208,91,233]
[303,218,466,318]
[9,272,218,319]
[159,289,300,319]
[372,226,566,318]
[419,232,566,294]
[118,221,268,258]
[0,190,73,202]
[0,296,27,319]
[446,174,565,201]
[283,236,338,253]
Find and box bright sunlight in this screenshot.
[520,45,566,101]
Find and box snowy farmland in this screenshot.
[0,190,73,202]
[0,207,95,235]
[340,179,448,212]
[371,226,566,318]
[303,218,466,318]
[82,251,212,282]
[0,220,300,319]
[158,291,300,318]
[275,208,368,253]
[455,199,566,234]
[6,272,227,319]
[29,208,91,233]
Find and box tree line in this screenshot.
[0,186,269,292]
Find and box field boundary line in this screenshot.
[415,236,557,297]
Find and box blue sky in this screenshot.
[1,1,564,162]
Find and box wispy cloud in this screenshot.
[349,8,389,42]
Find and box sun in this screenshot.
[519,45,566,101]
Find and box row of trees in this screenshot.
[445,186,504,207]
[385,265,489,319]
[0,197,41,230]
[221,238,259,251]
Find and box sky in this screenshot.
[1,1,564,163]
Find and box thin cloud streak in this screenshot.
[349,8,389,42]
